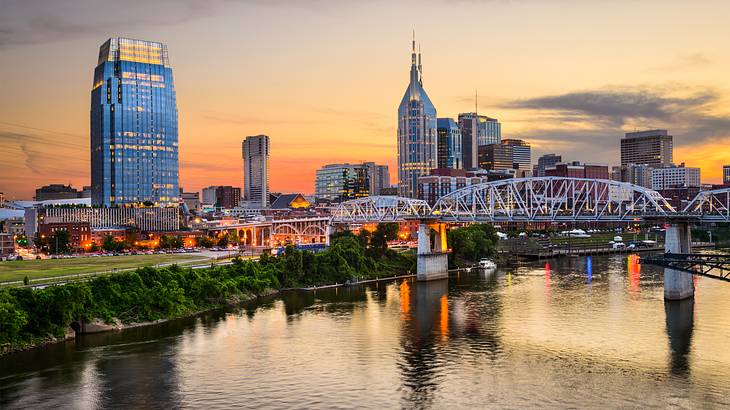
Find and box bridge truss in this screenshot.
[643,254,730,282]
[331,196,431,223]
[433,177,676,222]
[330,178,730,224]
[682,188,730,222]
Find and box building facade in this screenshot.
[545,162,609,179]
[397,37,437,198]
[314,163,370,202]
[91,37,179,207]
[25,206,179,240]
[180,191,200,212]
[243,135,270,208]
[35,184,83,201]
[417,168,513,205]
[458,113,501,170]
[478,144,513,171]
[620,129,673,167]
[724,165,730,185]
[651,164,701,190]
[436,118,462,169]
[503,139,531,172]
[38,222,92,250]
[363,162,390,196]
[620,164,654,188]
[201,186,217,205]
[535,154,562,177]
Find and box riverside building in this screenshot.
[90,37,179,207]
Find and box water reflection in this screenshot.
[665,299,695,377]
[398,280,448,408]
[2,254,730,408]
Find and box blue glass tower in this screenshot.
[437,118,462,169]
[91,37,179,207]
[398,36,437,198]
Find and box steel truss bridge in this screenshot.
[332,177,730,223]
[644,254,730,282]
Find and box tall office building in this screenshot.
[458,113,501,170]
[503,139,531,172]
[478,144,513,171]
[724,165,730,185]
[620,129,673,167]
[315,163,371,202]
[91,37,179,206]
[536,154,562,177]
[397,36,437,198]
[436,118,462,169]
[363,162,390,196]
[242,135,270,208]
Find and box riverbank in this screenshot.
[0,287,280,356]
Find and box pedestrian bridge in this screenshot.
[331,177,730,223]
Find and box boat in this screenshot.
[479,258,497,269]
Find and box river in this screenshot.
[2,253,730,409]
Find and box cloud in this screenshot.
[0,0,214,47]
[501,85,730,166]
[504,87,717,128]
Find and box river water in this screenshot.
[2,253,730,409]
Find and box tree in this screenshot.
[197,236,214,248]
[447,224,499,268]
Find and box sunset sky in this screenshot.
[2,0,730,200]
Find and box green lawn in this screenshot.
[0,254,208,284]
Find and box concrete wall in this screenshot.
[417,252,448,281]
[664,224,694,300]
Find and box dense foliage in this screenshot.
[447,224,499,268]
[0,226,414,353]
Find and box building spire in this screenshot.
[412,29,416,52]
[418,43,422,84]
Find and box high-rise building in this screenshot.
[315,163,370,202]
[620,129,673,167]
[397,36,437,198]
[91,37,179,206]
[436,118,462,169]
[724,165,730,185]
[651,164,701,190]
[536,154,562,177]
[242,135,270,208]
[621,164,655,188]
[458,113,501,170]
[503,139,531,172]
[478,144,513,171]
[363,162,390,196]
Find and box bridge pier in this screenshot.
[664,223,694,300]
[417,223,449,281]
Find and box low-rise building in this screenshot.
[417,168,513,205]
[25,206,179,242]
[0,233,14,257]
[35,184,85,201]
[38,222,92,250]
[545,162,609,179]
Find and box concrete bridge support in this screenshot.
[664,223,694,300]
[417,223,449,281]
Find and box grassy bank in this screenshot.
[0,231,415,354]
[0,254,207,284]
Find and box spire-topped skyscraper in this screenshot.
[397,34,437,198]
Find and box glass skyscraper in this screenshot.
[91,37,179,207]
[436,118,462,169]
[398,36,437,198]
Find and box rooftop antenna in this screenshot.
[412,29,415,52]
[475,89,478,114]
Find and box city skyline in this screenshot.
[3,1,730,199]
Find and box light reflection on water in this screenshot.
[2,254,730,409]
